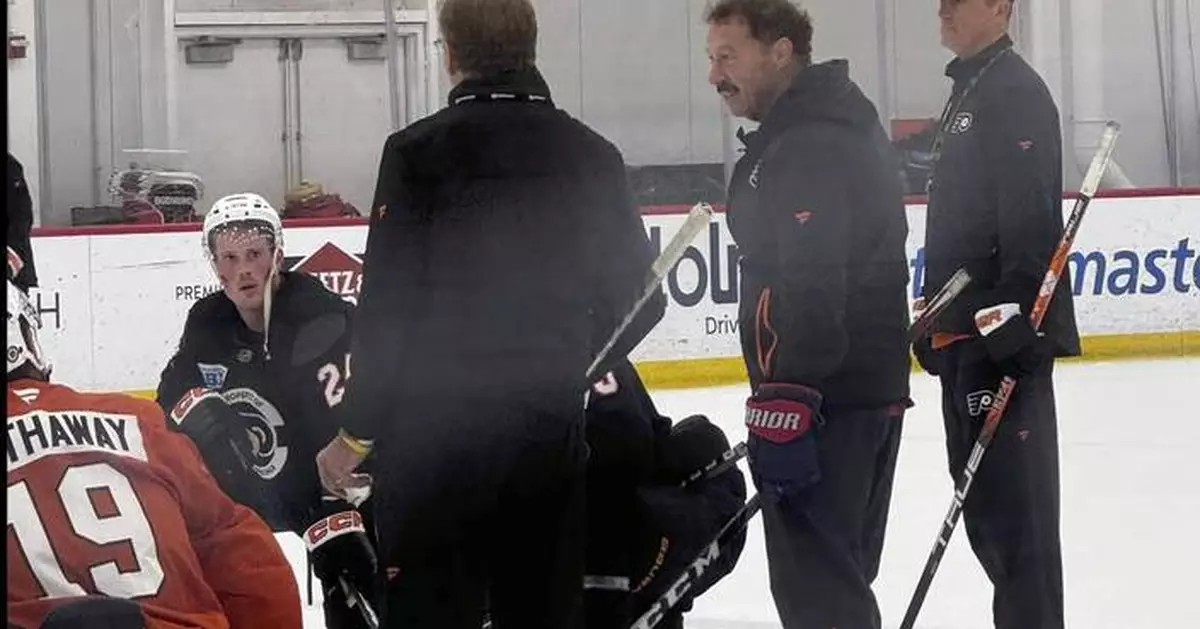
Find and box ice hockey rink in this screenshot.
[276,356,1199,629]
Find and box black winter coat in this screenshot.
[341,67,665,443]
[726,60,912,410]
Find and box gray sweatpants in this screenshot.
[760,403,905,629]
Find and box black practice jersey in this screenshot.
[156,271,355,532]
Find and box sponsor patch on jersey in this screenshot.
[286,242,364,304]
[220,387,288,480]
[197,362,228,389]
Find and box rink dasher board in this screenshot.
[25,192,1200,394]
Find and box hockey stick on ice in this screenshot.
[898,121,1121,629]
[586,203,716,382]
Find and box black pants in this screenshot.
[939,343,1064,629]
[373,396,588,629]
[760,403,905,629]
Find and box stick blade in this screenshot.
[651,202,714,278]
[1078,121,1122,198]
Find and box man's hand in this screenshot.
[317,430,372,506]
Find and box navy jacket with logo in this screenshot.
[726,60,912,409]
[155,271,355,532]
[923,35,1080,356]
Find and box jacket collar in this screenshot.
[944,34,1014,83]
[737,59,854,154]
[447,66,554,107]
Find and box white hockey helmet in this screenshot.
[201,193,284,260]
[7,278,51,379]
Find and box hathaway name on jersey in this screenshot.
[7,411,148,471]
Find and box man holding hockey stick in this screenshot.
[705,1,913,627]
[905,2,1104,627]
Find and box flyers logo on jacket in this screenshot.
[285,243,364,304]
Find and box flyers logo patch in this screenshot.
[950,112,974,134]
[966,389,995,417]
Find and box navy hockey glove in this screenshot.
[974,303,1052,378]
[744,383,823,503]
[167,387,260,505]
[304,497,379,629]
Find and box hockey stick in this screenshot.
[898,121,1121,629]
[679,441,748,489]
[909,267,973,343]
[586,203,715,382]
[340,576,381,629]
[630,494,763,629]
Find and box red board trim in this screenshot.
[30,187,1200,238]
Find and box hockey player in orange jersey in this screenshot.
[6,276,303,629]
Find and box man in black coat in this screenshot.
[315,1,665,627]
[704,1,912,627]
[8,153,38,289]
[915,2,1077,627]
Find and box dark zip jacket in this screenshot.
[923,35,1080,356]
[726,60,912,409]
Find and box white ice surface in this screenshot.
[281,357,1199,628]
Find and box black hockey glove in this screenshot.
[974,303,1053,378]
[744,383,823,504]
[166,387,260,507]
[912,336,942,377]
[304,497,379,629]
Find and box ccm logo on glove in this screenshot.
[304,510,365,550]
[169,386,212,426]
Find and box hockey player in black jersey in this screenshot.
[584,360,748,629]
[155,193,378,629]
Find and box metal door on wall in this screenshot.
[176,30,423,215]
[176,38,289,210]
[295,37,399,215]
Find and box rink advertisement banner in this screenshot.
[28,193,1200,392]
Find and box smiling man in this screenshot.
[704,1,912,628]
[914,1,1076,628]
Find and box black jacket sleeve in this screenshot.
[339,134,412,441]
[753,126,854,386]
[7,153,37,289]
[969,83,1064,319]
[583,146,666,379]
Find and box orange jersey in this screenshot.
[6,379,303,629]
